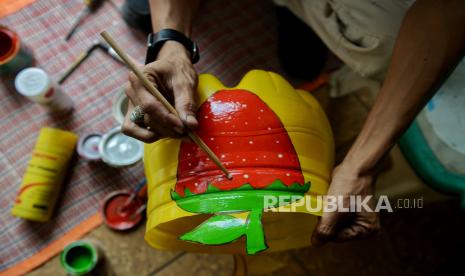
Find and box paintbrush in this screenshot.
[121,178,147,212]
[129,204,147,220]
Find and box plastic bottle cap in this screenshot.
[15,67,50,97]
[77,133,102,161]
[99,127,143,167]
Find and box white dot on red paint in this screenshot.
[249,141,253,144]
[229,141,234,144]
[276,140,280,144]
[286,173,291,177]
[244,174,249,179]
[221,154,226,158]
[210,138,214,141]
[242,158,246,162]
[204,115,208,119]
[267,127,272,131]
[245,122,248,125]
[278,154,283,158]
[206,158,210,161]
[187,153,191,156]
[260,109,264,112]
[255,158,258,161]
[194,182,199,186]
[188,163,192,166]
[242,104,247,108]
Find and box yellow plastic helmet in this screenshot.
[144,70,334,254]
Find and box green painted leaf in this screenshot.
[180,214,247,245]
[234,183,254,191]
[184,187,194,197]
[206,183,221,193]
[171,191,182,200]
[173,179,311,200]
[288,181,311,193]
[264,180,311,193]
[245,209,268,254]
[265,179,288,190]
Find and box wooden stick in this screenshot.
[101,31,232,180]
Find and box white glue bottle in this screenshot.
[15,67,73,114]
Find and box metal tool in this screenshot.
[65,0,105,41]
[96,42,123,63]
[58,41,123,84]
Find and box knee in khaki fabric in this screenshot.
[273,0,415,80]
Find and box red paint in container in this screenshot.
[101,190,144,231]
[0,26,34,78]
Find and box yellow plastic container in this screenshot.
[144,70,334,254]
[11,127,78,222]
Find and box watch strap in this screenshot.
[145,28,199,64]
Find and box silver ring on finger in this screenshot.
[130,105,146,124]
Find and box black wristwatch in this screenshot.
[145,28,200,65]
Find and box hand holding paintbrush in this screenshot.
[100,31,232,180]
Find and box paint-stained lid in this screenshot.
[77,133,102,161]
[99,127,143,167]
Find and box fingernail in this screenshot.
[186,115,198,127]
[174,126,184,134]
[311,237,325,247]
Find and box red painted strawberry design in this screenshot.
[174,89,308,197]
[172,89,311,255]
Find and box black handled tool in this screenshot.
[58,41,124,84]
[65,0,105,41]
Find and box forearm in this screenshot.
[147,0,200,61]
[149,0,199,36]
[344,0,465,175]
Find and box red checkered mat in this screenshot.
[0,0,281,272]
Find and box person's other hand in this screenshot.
[311,162,380,245]
[122,41,198,143]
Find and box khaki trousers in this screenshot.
[274,0,415,96]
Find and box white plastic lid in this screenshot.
[99,127,143,167]
[15,67,50,97]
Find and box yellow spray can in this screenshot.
[11,127,78,222]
